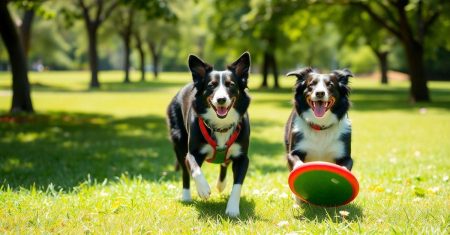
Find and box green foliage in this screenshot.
[0,71,449,233]
[339,45,378,74]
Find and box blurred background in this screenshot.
[1,0,449,113]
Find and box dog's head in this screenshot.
[287,68,352,120]
[189,52,251,124]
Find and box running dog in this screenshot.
[167,52,251,217]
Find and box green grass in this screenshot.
[0,71,449,233]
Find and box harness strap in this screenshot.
[198,117,241,164]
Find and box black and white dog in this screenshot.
[284,68,354,202]
[167,52,251,217]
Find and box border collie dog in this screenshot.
[284,67,354,184]
[167,52,251,217]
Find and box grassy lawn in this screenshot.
[0,70,449,233]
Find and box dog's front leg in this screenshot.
[287,150,306,171]
[336,156,353,171]
[287,150,307,206]
[185,153,210,200]
[226,155,249,217]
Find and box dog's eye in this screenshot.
[326,82,333,88]
[226,81,235,87]
[208,82,218,88]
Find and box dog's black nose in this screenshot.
[217,97,227,105]
[315,91,325,98]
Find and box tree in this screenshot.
[0,1,34,113]
[133,30,146,82]
[75,0,120,88]
[212,0,306,88]
[349,0,449,102]
[111,4,134,83]
[144,19,178,80]
[108,0,175,82]
[338,6,395,84]
[18,3,36,56]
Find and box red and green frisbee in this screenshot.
[288,161,359,207]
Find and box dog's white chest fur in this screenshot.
[199,107,242,160]
[293,113,350,162]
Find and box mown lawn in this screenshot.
[0,71,449,234]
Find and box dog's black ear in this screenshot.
[333,68,352,96]
[286,67,313,83]
[228,52,251,87]
[188,54,213,88]
[333,68,353,85]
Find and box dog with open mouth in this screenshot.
[284,67,354,204]
[166,52,251,217]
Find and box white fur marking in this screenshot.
[293,161,303,170]
[211,71,232,107]
[293,114,351,162]
[192,169,211,200]
[226,184,242,217]
[311,74,329,101]
[181,189,192,202]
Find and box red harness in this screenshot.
[198,117,241,164]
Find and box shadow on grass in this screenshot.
[192,196,259,221]
[294,203,364,223]
[0,111,287,194]
[0,112,176,190]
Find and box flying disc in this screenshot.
[288,161,359,207]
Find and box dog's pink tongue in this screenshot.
[216,106,228,117]
[313,102,327,117]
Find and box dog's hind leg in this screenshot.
[173,143,191,202]
[216,163,229,193]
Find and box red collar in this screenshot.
[198,117,241,164]
[309,122,333,131]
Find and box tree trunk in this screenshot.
[261,52,269,88]
[20,9,35,56]
[152,53,159,79]
[0,2,34,113]
[404,40,429,102]
[122,34,131,83]
[148,41,159,80]
[374,51,389,84]
[261,51,279,88]
[135,33,145,82]
[270,52,279,88]
[87,25,100,88]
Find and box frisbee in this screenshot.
[288,161,359,207]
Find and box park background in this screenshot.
[0,0,449,233]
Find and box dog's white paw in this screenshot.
[181,189,192,202]
[226,184,242,217]
[193,172,210,200]
[225,203,240,217]
[293,161,303,170]
[216,178,226,193]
